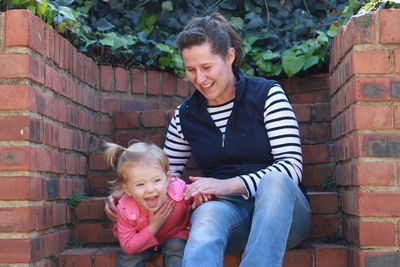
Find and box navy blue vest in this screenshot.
[179,72,278,179]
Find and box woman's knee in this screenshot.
[257,172,293,195]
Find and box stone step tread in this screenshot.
[59,241,348,267]
[75,192,339,221]
[72,192,340,244]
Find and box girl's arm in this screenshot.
[116,207,159,255]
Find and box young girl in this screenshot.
[104,141,194,267]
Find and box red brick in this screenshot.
[336,161,394,186]
[343,191,400,216]
[5,10,30,47]
[59,38,66,70]
[115,112,140,129]
[358,221,395,246]
[5,10,46,55]
[313,242,348,267]
[141,110,166,127]
[292,104,311,122]
[352,50,390,74]
[300,123,330,143]
[177,77,189,97]
[75,198,106,220]
[352,105,392,130]
[395,50,400,73]
[101,97,122,113]
[308,216,339,239]
[283,247,313,267]
[100,65,114,91]
[0,238,42,262]
[0,85,34,111]
[308,192,338,214]
[379,9,400,44]
[75,223,116,243]
[42,230,70,257]
[0,146,32,171]
[100,117,113,136]
[344,218,396,246]
[361,134,400,157]
[0,176,44,200]
[52,203,69,226]
[0,54,45,84]
[0,206,36,232]
[394,105,400,128]
[0,116,32,141]
[162,71,176,96]
[90,152,110,170]
[131,68,146,94]
[302,164,334,187]
[302,144,331,164]
[348,249,389,267]
[94,247,119,267]
[59,248,98,267]
[115,67,129,92]
[88,174,114,195]
[147,70,161,95]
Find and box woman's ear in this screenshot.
[226,47,236,65]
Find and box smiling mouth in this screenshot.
[201,82,214,89]
[145,196,158,208]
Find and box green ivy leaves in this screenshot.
[282,31,329,78]
[4,0,396,79]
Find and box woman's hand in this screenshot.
[148,200,174,235]
[184,176,247,201]
[105,190,125,222]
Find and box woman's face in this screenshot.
[182,42,236,106]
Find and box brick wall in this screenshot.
[2,7,399,267]
[0,9,192,266]
[329,9,400,266]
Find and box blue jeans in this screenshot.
[117,237,186,267]
[183,172,311,267]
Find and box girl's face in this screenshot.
[122,163,169,212]
[182,42,236,106]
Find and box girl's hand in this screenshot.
[105,191,125,222]
[191,194,215,209]
[148,200,174,235]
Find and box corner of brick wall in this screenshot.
[0,9,193,265]
[329,9,400,267]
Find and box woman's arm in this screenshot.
[163,107,191,177]
[238,85,303,199]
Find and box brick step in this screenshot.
[59,241,348,267]
[72,192,340,244]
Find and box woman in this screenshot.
[106,12,311,267]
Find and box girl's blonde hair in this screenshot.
[104,141,169,192]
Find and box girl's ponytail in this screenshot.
[104,142,125,170]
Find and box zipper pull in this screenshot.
[222,133,225,148]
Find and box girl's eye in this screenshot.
[154,178,161,183]
[135,183,144,187]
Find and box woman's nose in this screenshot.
[195,70,206,84]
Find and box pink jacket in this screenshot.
[113,178,192,254]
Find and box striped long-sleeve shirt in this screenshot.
[163,85,302,198]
